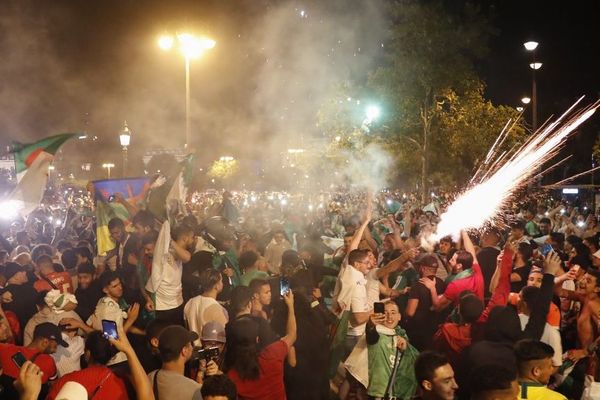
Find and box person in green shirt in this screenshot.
[239,251,269,287]
[365,301,419,399]
[515,339,566,400]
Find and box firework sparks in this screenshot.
[435,98,598,240]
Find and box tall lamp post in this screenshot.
[158,33,216,149]
[524,41,542,131]
[119,121,131,177]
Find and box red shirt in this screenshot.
[227,340,289,400]
[46,365,129,400]
[34,271,74,294]
[0,343,57,383]
[443,263,484,304]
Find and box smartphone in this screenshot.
[540,243,553,257]
[101,319,118,340]
[12,352,27,369]
[280,277,290,296]
[374,302,385,314]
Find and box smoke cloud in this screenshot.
[0,0,390,190]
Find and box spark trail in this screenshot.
[435,98,598,240]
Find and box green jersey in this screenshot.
[367,326,418,399]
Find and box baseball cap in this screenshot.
[416,254,439,269]
[158,325,198,359]
[202,321,226,343]
[34,322,69,347]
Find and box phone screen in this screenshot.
[101,319,118,340]
[374,302,385,314]
[12,352,27,369]
[540,244,553,257]
[280,277,290,296]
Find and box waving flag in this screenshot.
[8,133,77,215]
[146,154,195,223]
[91,177,149,256]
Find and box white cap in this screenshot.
[55,381,87,400]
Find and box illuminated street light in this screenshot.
[523,41,539,51]
[102,163,115,178]
[365,105,381,122]
[158,32,216,149]
[219,156,234,162]
[521,97,531,105]
[523,40,541,131]
[516,106,524,112]
[530,62,543,70]
[119,121,131,177]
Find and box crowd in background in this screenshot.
[0,187,599,400]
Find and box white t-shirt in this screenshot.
[366,269,381,306]
[89,297,128,365]
[183,295,229,346]
[519,314,563,367]
[52,333,84,377]
[154,251,184,311]
[347,265,371,337]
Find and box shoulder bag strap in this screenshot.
[90,370,113,399]
[40,273,59,290]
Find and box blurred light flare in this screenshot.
[0,200,23,220]
[158,35,174,50]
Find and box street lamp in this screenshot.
[119,121,131,177]
[158,32,216,149]
[523,41,538,51]
[516,106,524,112]
[524,40,541,131]
[365,105,381,124]
[521,97,531,105]
[102,163,115,178]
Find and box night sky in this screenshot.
[0,0,598,183]
[478,0,600,182]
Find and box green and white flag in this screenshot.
[8,133,76,215]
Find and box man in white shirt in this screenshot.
[61,271,140,367]
[184,268,228,346]
[146,222,193,326]
[345,249,373,346]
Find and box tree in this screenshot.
[368,1,497,201]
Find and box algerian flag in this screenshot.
[148,154,195,223]
[8,133,77,215]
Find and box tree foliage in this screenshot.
[317,0,525,196]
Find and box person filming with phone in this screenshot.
[0,322,63,399]
[345,301,419,400]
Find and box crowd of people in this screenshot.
[0,187,599,400]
